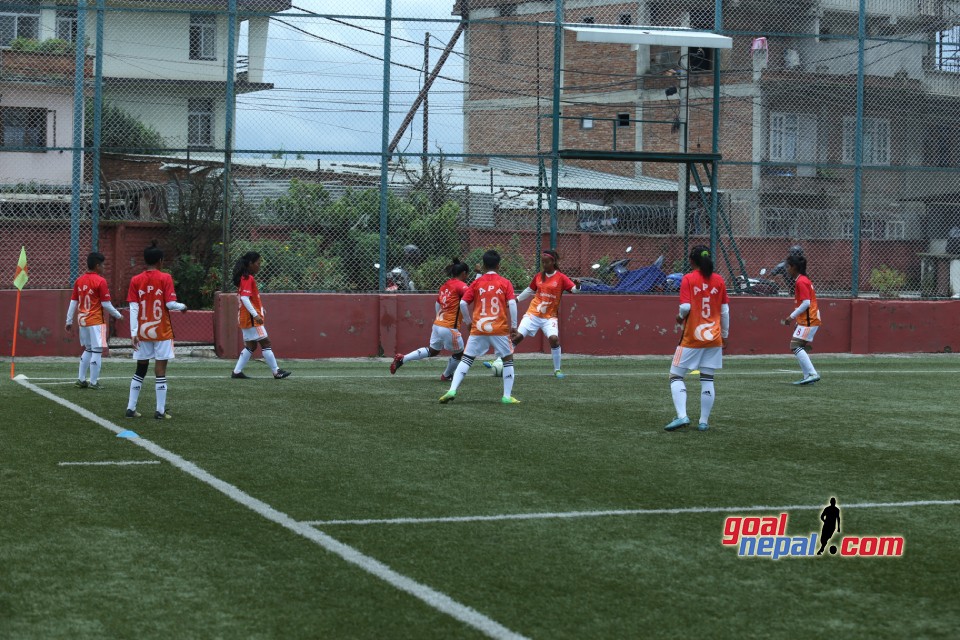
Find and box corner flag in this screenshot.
[10,246,28,378]
[13,246,28,290]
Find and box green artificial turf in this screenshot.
[1,354,958,639]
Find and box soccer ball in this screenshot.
[490,358,504,377]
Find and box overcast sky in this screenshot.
[235,1,465,159]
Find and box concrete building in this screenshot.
[452,0,960,242]
[1,0,288,164]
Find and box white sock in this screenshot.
[502,360,515,397]
[155,377,167,414]
[78,350,92,381]
[551,345,562,371]
[443,356,459,377]
[450,355,473,392]
[403,347,430,364]
[263,348,279,373]
[794,347,816,377]
[670,378,687,418]
[127,375,143,411]
[88,349,102,384]
[233,348,252,374]
[700,376,715,425]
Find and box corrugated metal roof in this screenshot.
[147,153,688,194]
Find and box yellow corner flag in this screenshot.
[13,246,28,290]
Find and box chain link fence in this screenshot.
[3,0,960,307]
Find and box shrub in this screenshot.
[869,265,907,297]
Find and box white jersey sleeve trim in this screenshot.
[128,302,139,337]
[102,301,123,320]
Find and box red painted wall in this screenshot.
[5,291,959,358]
[0,289,211,357]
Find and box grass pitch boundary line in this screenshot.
[13,375,528,640]
[303,499,960,527]
[23,368,960,384]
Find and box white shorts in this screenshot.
[464,334,515,359]
[430,324,464,353]
[670,346,722,375]
[242,325,269,342]
[133,339,175,361]
[517,314,559,339]
[792,325,819,343]
[78,324,106,351]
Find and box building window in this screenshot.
[498,4,516,17]
[1,107,47,149]
[842,117,890,165]
[581,117,594,130]
[769,112,817,163]
[935,26,960,72]
[582,16,595,24]
[0,8,40,45]
[188,98,213,148]
[189,13,216,60]
[925,124,960,167]
[56,9,78,43]
[617,112,631,127]
[619,13,633,26]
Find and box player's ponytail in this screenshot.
[446,257,469,278]
[690,245,714,278]
[232,251,261,287]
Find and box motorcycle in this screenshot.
[580,254,683,294]
[375,263,416,292]
[734,267,780,296]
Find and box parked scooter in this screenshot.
[734,267,780,295]
[375,263,416,292]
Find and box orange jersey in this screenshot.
[462,273,516,336]
[237,274,264,329]
[679,271,729,348]
[127,270,178,341]
[526,271,576,319]
[793,275,821,327]
[71,272,112,327]
[434,278,469,328]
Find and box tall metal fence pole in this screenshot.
[222,0,239,289]
[851,0,866,296]
[709,0,722,257]
[548,0,562,249]
[69,0,89,282]
[90,0,105,252]
[379,0,394,291]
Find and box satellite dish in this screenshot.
[626,246,633,253]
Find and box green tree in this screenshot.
[85,101,164,151]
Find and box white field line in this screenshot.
[303,499,960,527]
[22,368,960,383]
[14,375,527,640]
[58,460,161,467]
